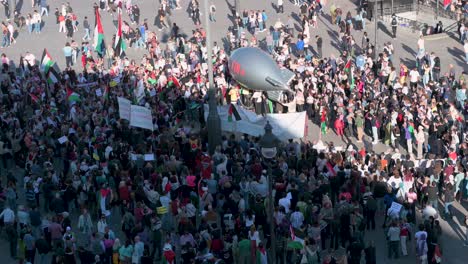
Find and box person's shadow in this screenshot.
[378,21,393,38]
[271,3,278,13]
[16,0,24,13]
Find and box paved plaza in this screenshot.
[0,0,467,264]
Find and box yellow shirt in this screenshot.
[229,88,239,102]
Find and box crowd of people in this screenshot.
[0,0,467,264]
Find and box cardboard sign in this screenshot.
[130,105,153,130]
[390,202,403,213]
[58,136,68,144]
[95,88,103,97]
[144,154,155,161]
[117,97,131,121]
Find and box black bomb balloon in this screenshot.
[228,47,294,101]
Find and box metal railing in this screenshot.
[417,0,468,20]
[380,14,425,33]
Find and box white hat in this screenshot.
[163,244,172,251]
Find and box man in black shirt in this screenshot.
[347,238,363,264]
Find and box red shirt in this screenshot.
[211,238,224,253]
[119,186,130,201]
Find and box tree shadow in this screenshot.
[294,23,302,33]
[401,43,416,55]
[331,40,342,52]
[377,21,393,38]
[400,58,415,69]
[226,13,236,27]
[221,37,231,54]
[291,12,302,24]
[224,0,236,16]
[444,205,467,240]
[321,13,332,24]
[447,47,467,67]
[327,30,338,41]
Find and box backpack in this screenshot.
[391,18,397,26]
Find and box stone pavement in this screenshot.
[0,0,467,263]
[0,0,466,71]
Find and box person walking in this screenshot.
[7,21,15,45]
[209,3,216,22]
[416,125,425,159]
[63,42,73,67]
[387,221,400,259]
[65,15,74,38]
[82,16,90,41]
[400,220,410,256]
[33,10,42,33]
[59,13,66,32]
[26,14,33,34]
[391,14,397,39]
[40,0,48,16]
[444,183,455,218]
[277,0,284,13]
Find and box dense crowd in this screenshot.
[0,0,468,264]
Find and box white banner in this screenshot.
[204,105,306,141]
[117,97,131,121]
[75,81,99,88]
[130,105,153,130]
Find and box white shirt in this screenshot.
[417,38,424,50]
[0,208,15,223]
[409,70,420,83]
[290,211,304,229]
[97,220,107,234]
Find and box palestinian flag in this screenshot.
[47,65,60,84]
[41,49,55,73]
[168,76,180,88]
[444,0,451,9]
[103,85,110,101]
[344,58,352,73]
[147,72,157,85]
[289,225,304,244]
[94,7,106,56]
[349,67,355,89]
[30,93,40,104]
[66,87,81,103]
[227,104,241,122]
[114,7,126,57]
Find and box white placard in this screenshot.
[117,97,131,121]
[144,154,155,161]
[58,136,68,144]
[95,88,103,97]
[69,128,76,134]
[130,105,153,130]
[130,153,139,161]
[47,117,57,127]
[389,202,403,213]
[149,89,156,97]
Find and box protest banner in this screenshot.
[117,97,131,120]
[130,105,153,130]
